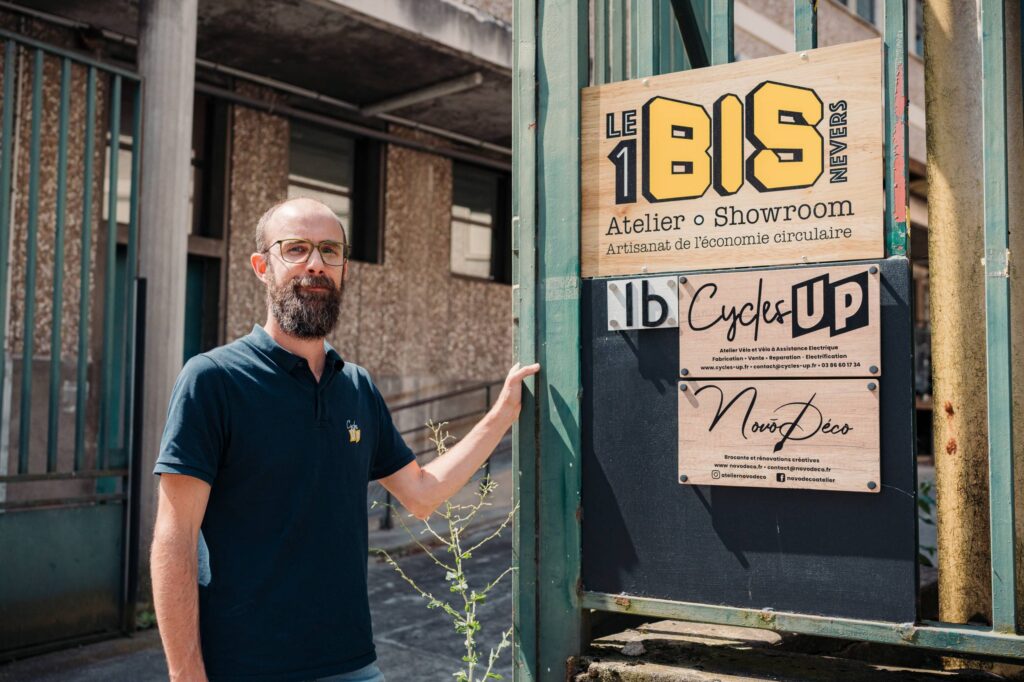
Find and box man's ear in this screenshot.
[341,259,349,282]
[251,252,269,280]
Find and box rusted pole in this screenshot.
[925,0,1024,647]
[925,0,991,631]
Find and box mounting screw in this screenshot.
[869,266,879,274]
[867,481,877,490]
[681,368,689,376]
[869,365,878,374]
[679,276,688,284]
[666,318,676,326]
[680,384,688,392]
[641,265,648,273]
[867,382,878,391]
[610,320,620,328]
[642,77,650,86]
[680,474,689,482]
[608,282,618,291]
[800,52,809,61]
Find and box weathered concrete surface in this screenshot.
[575,621,1014,681]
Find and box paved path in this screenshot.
[0,525,515,682]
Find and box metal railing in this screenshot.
[375,378,503,530]
[0,28,141,511]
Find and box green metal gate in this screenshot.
[0,30,142,659]
[512,1,1022,680]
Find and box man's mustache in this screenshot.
[290,275,338,292]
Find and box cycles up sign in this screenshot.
[581,39,883,278]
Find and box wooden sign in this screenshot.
[678,378,880,493]
[581,39,883,278]
[606,276,680,330]
[679,265,880,377]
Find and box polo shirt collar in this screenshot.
[247,324,345,373]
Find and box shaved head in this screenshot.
[255,197,346,253]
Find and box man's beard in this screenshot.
[266,268,343,339]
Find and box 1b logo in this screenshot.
[606,276,680,331]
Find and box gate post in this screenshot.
[135,0,198,590]
[514,1,588,680]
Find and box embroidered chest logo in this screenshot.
[346,419,362,443]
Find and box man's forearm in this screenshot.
[414,408,513,516]
[151,531,207,681]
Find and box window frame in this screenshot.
[449,161,512,285]
[287,120,386,264]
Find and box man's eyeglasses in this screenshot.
[266,238,351,266]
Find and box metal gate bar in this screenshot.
[980,0,1017,635]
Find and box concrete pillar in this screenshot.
[925,0,1024,644]
[136,0,197,594]
[924,0,991,629]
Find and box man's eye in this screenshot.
[321,244,340,256]
[286,244,309,255]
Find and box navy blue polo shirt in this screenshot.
[154,325,414,682]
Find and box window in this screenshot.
[102,85,230,361]
[103,88,229,238]
[450,162,511,284]
[834,0,875,25]
[914,0,924,55]
[855,0,874,24]
[288,121,384,263]
[190,93,230,238]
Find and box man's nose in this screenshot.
[305,248,327,273]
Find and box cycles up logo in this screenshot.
[678,264,881,379]
[580,39,884,278]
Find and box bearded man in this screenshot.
[150,197,538,682]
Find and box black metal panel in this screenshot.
[581,258,917,622]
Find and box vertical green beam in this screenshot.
[595,0,608,85]
[0,42,17,455]
[794,0,818,51]
[120,83,141,464]
[670,0,711,68]
[658,2,676,74]
[46,58,71,473]
[608,0,627,81]
[883,0,909,257]
[535,0,586,678]
[512,0,538,678]
[980,0,1017,634]
[710,0,734,65]
[74,67,96,471]
[98,74,121,469]
[18,49,44,474]
[633,0,658,78]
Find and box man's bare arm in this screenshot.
[151,473,211,681]
[380,363,540,519]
